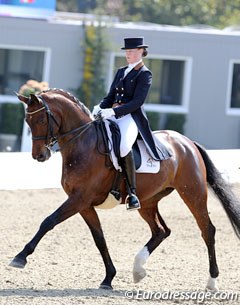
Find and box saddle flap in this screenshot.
[104,120,160,174]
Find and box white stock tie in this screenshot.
[123,60,142,78]
[124,66,133,78]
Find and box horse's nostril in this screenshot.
[37,154,45,162]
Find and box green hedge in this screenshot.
[0,103,25,135]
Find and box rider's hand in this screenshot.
[92,104,102,118]
[98,108,115,119]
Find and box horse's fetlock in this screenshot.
[24,244,34,255]
[165,228,171,237]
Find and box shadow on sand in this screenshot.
[0,287,126,298]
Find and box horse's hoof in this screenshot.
[9,257,27,269]
[133,268,146,283]
[205,277,219,292]
[99,283,113,290]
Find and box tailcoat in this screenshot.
[100,63,171,160]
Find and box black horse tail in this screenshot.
[194,141,240,239]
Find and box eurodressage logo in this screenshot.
[147,157,156,168]
[125,289,239,302]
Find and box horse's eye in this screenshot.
[37,117,47,125]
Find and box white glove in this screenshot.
[98,108,115,119]
[92,104,102,117]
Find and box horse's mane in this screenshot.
[41,88,91,117]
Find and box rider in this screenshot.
[92,37,170,210]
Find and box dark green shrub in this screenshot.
[0,103,25,135]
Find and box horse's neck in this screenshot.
[61,111,91,133]
[59,120,97,159]
[55,98,94,155]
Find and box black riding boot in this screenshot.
[121,151,141,211]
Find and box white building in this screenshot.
[1,12,240,151]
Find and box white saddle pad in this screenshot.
[105,120,160,174]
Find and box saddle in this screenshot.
[98,119,161,174]
[96,119,170,203]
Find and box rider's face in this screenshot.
[125,48,143,64]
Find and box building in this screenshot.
[0,12,240,151]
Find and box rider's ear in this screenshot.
[30,94,42,105]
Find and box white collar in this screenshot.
[128,59,142,69]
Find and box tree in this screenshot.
[57,0,240,29]
[76,0,97,13]
[76,23,108,109]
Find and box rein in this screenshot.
[26,96,97,152]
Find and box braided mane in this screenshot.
[42,88,91,117]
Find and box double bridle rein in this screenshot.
[26,96,95,152]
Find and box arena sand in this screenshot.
[0,185,240,305]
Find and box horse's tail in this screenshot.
[194,141,240,239]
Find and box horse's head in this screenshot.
[18,89,93,162]
[18,92,61,161]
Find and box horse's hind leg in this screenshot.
[177,185,219,291]
[133,203,171,283]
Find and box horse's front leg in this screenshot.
[9,197,79,269]
[80,207,116,289]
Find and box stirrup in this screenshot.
[125,194,141,211]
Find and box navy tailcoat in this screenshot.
[100,63,171,161]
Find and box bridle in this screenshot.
[26,96,95,152]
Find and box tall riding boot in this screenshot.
[121,151,141,211]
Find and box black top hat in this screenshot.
[121,37,148,50]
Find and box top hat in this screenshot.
[121,37,148,50]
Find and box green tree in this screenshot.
[57,0,240,29]
[57,0,78,12]
[76,23,107,110]
[76,0,97,12]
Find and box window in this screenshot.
[226,61,240,115]
[0,48,45,96]
[230,63,240,109]
[0,47,50,151]
[113,54,191,113]
[111,54,191,133]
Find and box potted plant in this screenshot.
[0,80,49,151]
[18,80,49,152]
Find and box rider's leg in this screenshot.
[121,150,141,210]
[111,114,140,210]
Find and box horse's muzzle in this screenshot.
[33,149,51,162]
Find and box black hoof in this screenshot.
[99,283,113,290]
[9,256,27,269]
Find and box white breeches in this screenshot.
[110,114,138,157]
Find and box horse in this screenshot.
[10,88,240,291]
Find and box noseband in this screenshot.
[26,96,94,152]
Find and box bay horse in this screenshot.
[10,89,240,290]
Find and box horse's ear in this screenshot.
[15,92,29,105]
[30,94,42,104]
